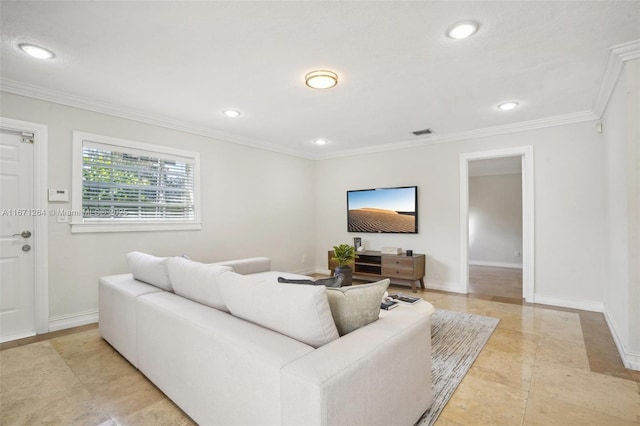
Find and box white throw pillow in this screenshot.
[167,257,233,311]
[218,271,339,348]
[326,279,390,335]
[126,251,172,291]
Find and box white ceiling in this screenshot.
[1,1,639,159]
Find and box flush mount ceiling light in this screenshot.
[497,101,519,111]
[446,21,480,40]
[305,70,338,89]
[314,139,328,145]
[18,43,56,59]
[223,110,241,118]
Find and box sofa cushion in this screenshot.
[218,272,339,348]
[326,279,390,335]
[277,275,344,288]
[167,257,233,311]
[126,251,172,291]
[213,257,271,275]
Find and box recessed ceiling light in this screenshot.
[305,70,338,89]
[18,43,55,59]
[497,101,519,111]
[314,139,328,145]
[446,21,480,40]
[223,110,241,118]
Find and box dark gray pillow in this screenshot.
[278,275,344,288]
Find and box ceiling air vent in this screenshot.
[412,128,433,136]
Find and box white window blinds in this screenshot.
[81,141,195,221]
[72,131,201,233]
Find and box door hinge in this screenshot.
[21,132,34,144]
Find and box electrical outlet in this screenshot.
[514,250,521,257]
[301,254,307,264]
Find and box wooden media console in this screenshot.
[328,250,425,293]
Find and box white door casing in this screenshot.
[0,128,35,341]
[459,146,535,302]
[0,117,48,342]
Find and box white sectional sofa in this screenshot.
[99,254,434,426]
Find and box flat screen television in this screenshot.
[347,186,418,233]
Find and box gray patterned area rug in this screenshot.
[416,309,500,426]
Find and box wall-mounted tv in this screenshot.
[347,186,418,233]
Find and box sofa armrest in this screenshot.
[213,257,271,275]
[99,274,163,367]
[281,306,433,426]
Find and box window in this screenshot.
[71,131,201,233]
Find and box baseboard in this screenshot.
[469,260,523,269]
[49,309,99,332]
[425,281,466,294]
[1,330,36,344]
[289,267,317,276]
[623,350,640,371]
[314,267,333,276]
[533,294,603,312]
[603,310,640,371]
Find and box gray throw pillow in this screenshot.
[277,275,344,288]
[326,279,390,335]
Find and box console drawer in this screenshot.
[382,257,416,279]
[382,266,415,280]
[382,257,414,268]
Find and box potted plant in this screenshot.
[332,243,359,286]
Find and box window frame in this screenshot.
[71,131,201,233]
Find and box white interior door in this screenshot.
[0,128,36,342]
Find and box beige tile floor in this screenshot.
[2,278,639,425]
[468,265,523,300]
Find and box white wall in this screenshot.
[0,93,316,323]
[0,89,621,331]
[468,173,522,268]
[602,58,640,370]
[315,121,606,306]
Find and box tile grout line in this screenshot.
[521,323,543,426]
[50,331,119,426]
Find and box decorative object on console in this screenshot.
[353,237,362,251]
[406,249,413,256]
[347,186,418,233]
[381,246,402,255]
[277,275,344,288]
[331,243,359,286]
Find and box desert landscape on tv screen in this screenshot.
[348,187,416,233]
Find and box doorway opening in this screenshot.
[468,156,523,300]
[459,147,534,303]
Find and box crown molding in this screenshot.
[0,78,312,160]
[0,74,606,162]
[313,110,598,160]
[593,39,640,118]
